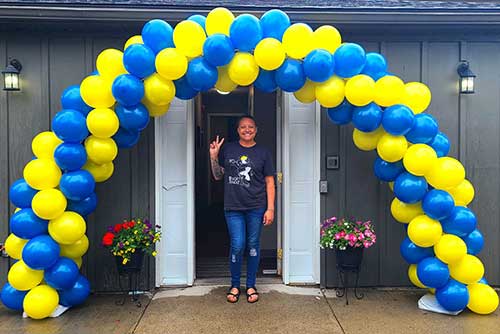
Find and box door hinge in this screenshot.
[277,172,283,184]
[277,248,283,260]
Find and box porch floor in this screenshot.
[1,286,500,333]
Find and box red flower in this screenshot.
[113,224,123,233]
[102,232,115,246]
[129,221,135,228]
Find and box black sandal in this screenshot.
[227,287,240,303]
[246,287,259,303]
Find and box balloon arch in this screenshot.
[1,7,498,319]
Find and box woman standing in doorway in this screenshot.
[209,115,275,303]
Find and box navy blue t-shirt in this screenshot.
[219,142,275,210]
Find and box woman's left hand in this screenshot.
[263,210,274,226]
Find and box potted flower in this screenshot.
[102,218,161,274]
[320,217,376,269]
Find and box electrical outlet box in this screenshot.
[326,155,339,170]
[319,180,328,194]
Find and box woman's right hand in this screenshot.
[209,135,225,159]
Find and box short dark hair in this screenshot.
[237,115,257,128]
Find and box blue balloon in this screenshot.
[352,103,382,132]
[59,170,95,201]
[0,283,27,311]
[400,237,434,264]
[61,85,92,116]
[188,14,206,30]
[22,235,60,270]
[254,70,277,93]
[361,52,387,80]
[9,178,37,208]
[54,143,87,171]
[373,157,404,182]
[429,132,450,158]
[59,275,90,307]
[260,9,290,41]
[417,257,450,289]
[186,57,218,92]
[382,104,414,135]
[123,44,156,79]
[112,127,140,149]
[462,229,484,255]
[479,277,489,285]
[229,14,262,52]
[436,279,469,312]
[441,206,477,237]
[112,74,144,107]
[52,109,89,143]
[422,189,455,220]
[115,103,150,132]
[174,76,199,100]
[275,59,306,92]
[141,19,174,54]
[303,49,334,83]
[394,172,428,204]
[203,34,235,67]
[333,43,366,78]
[405,113,439,144]
[67,193,97,217]
[45,257,80,290]
[326,100,353,125]
[10,208,48,239]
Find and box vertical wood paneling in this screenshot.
[0,39,8,285]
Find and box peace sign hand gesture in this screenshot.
[209,135,225,159]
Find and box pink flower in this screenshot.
[339,231,346,237]
[335,233,341,240]
[364,230,372,237]
[358,233,365,240]
[349,240,356,247]
[363,241,372,248]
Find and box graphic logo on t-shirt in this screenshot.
[228,155,255,188]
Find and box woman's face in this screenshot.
[237,117,257,142]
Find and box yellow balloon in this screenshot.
[388,182,394,192]
[4,233,28,260]
[85,136,118,164]
[402,82,431,114]
[345,75,375,106]
[143,98,170,117]
[32,131,62,159]
[293,80,316,104]
[254,38,286,71]
[173,20,206,58]
[60,234,89,258]
[32,188,67,220]
[80,75,115,108]
[144,73,175,106]
[228,52,259,86]
[447,179,474,207]
[425,157,465,190]
[124,35,143,50]
[374,75,405,107]
[429,288,436,294]
[408,264,426,288]
[449,254,484,284]
[403,144,437,176]
[215,65,237,93]
[377,133,408,162]
[408,214,442,247]
[434,234,467,264]
[96,48,127,80]
[352,127,385,151]
[206,7,235,36]
[315,76,345,108]
[83,160,114,182]
[467,283,499,315]
[312,25,342,53]
[86,108,119,138]
[282,23,313,59]
[390,198,423,223]
[8,260,44,291]
[23,158,62,190]
[71,256,83,269]
[156,48,188,81]
[23,285,59,320]
[49,211,86,245]
[14,208,21,213]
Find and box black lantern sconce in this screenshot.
[2,59,22,91]
[457,61,476,94]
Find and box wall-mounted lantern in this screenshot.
[457,61,476,94]
[2,59,22,91]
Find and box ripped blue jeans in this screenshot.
[224,207,266,288]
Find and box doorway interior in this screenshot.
[194,86,279,279]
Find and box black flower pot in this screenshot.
[335,247,364,270]
[115,250,144,274]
